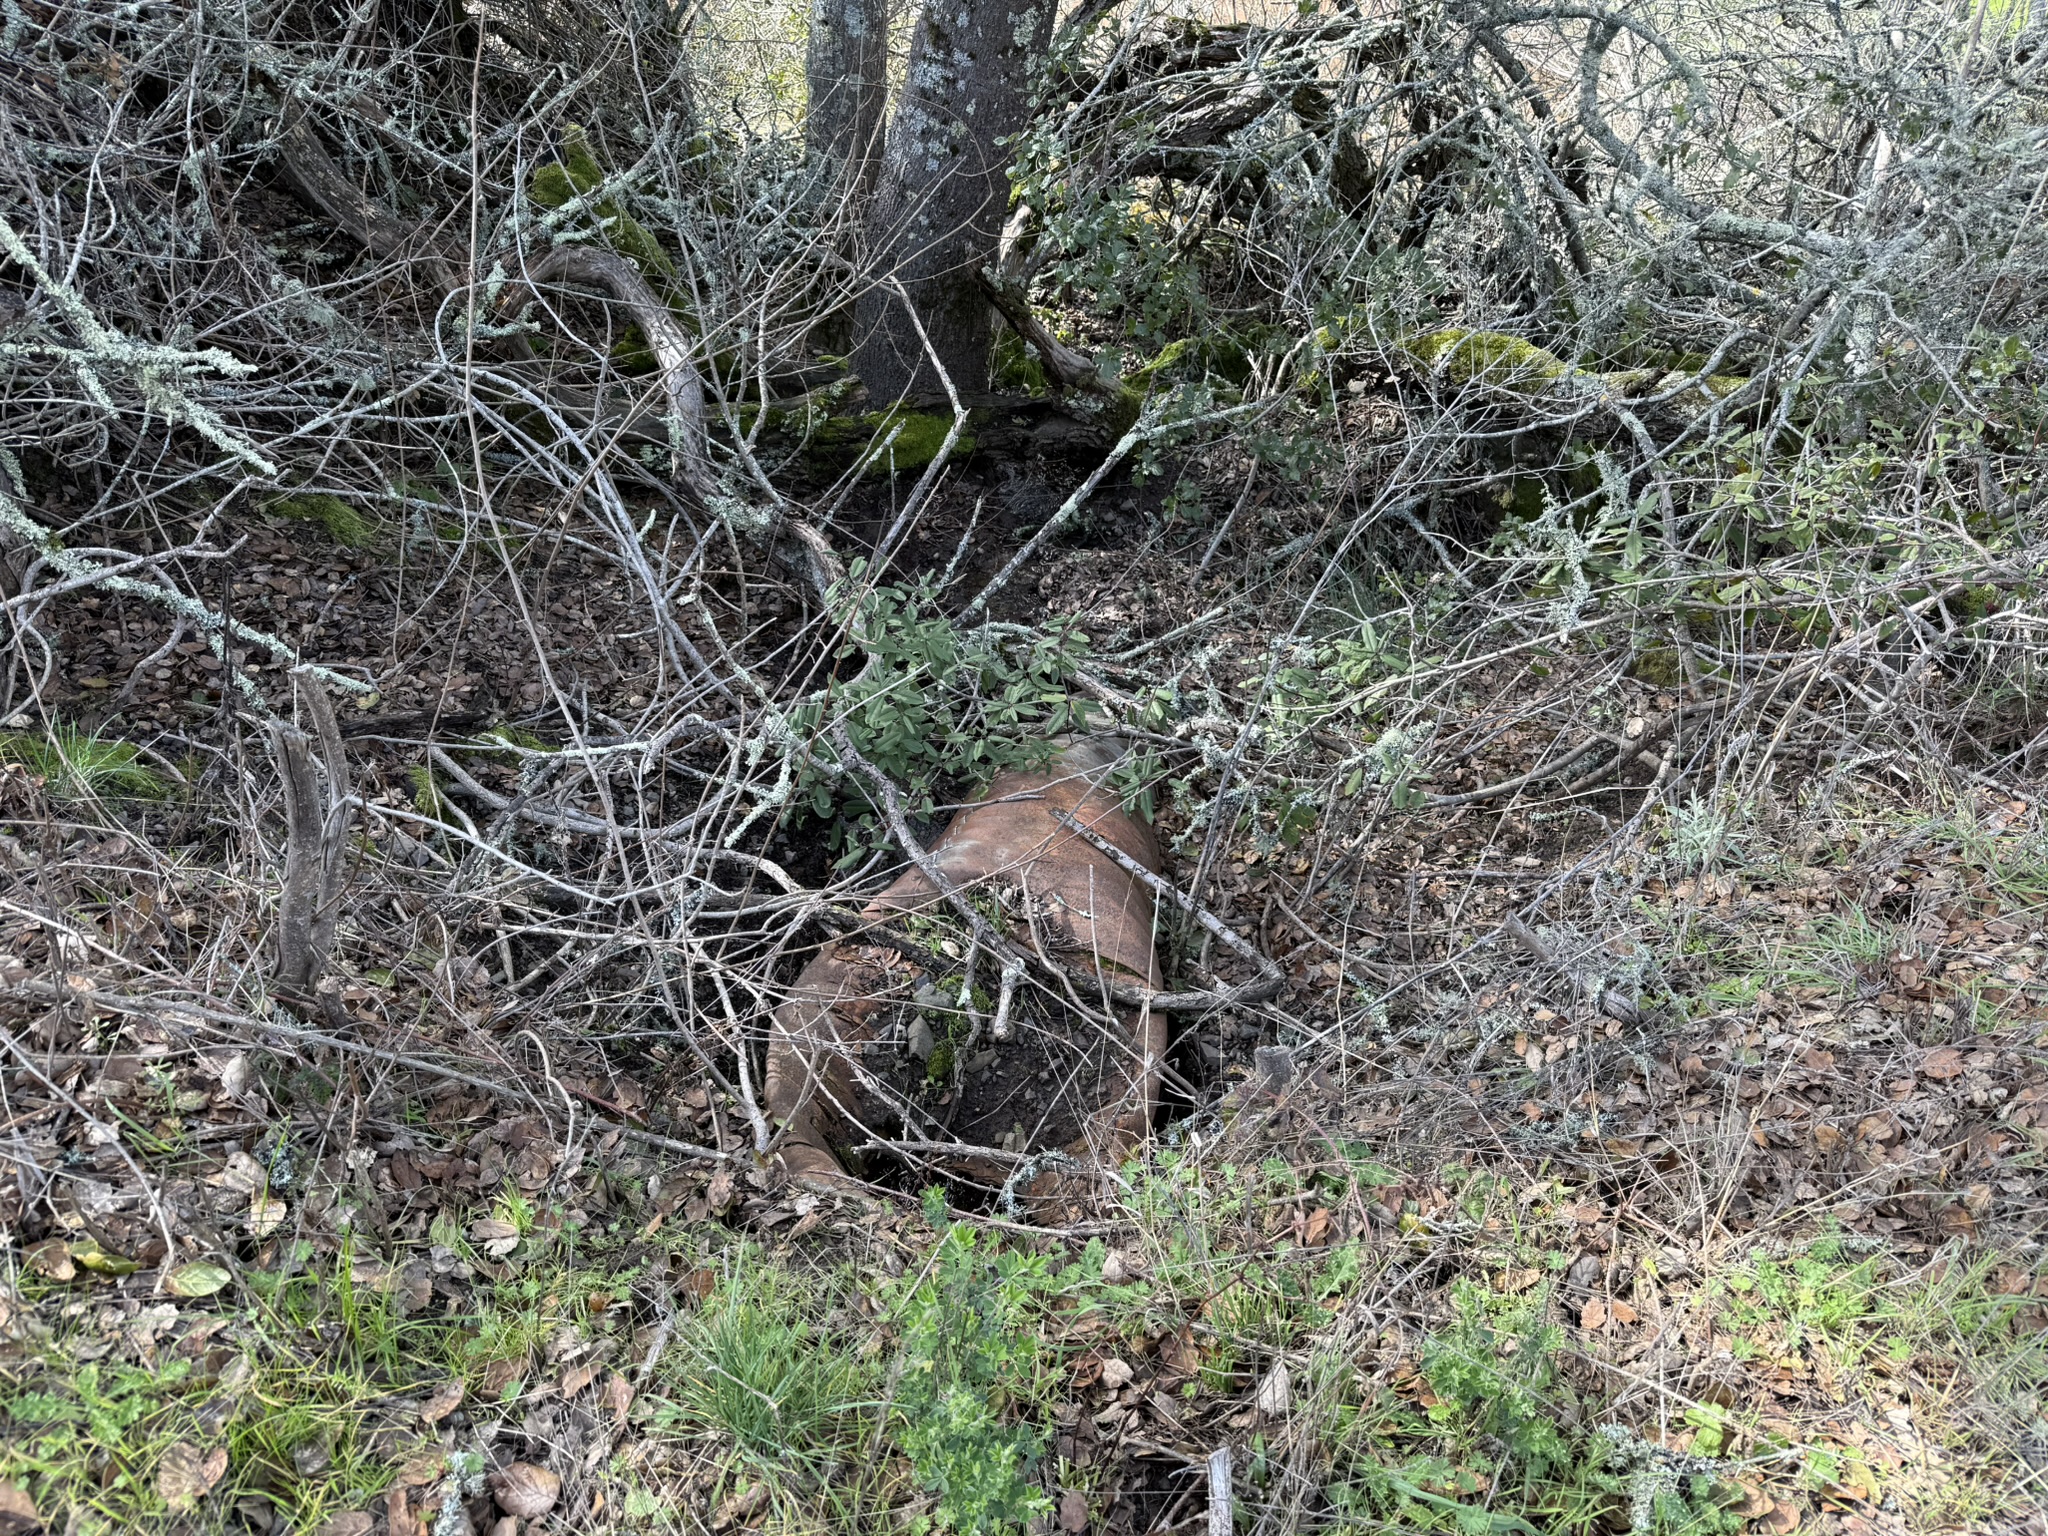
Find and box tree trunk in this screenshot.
[805,0,888,192]
[851,0,1056,402]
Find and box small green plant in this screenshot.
[1422,1281,1573,1480]
[1664,795,1732,873]
[887,1191,1054,1533]
[0,723,165,803]
[1710,1229,1882,1363]
[1328,1282,1745,1534]
[792,569,1093,865]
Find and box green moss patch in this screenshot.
[265,493,378,549]
[805,407,975,476]
[528,126,677,284]
[1401,328,1572,391]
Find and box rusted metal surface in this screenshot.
[764,737,1164,1201]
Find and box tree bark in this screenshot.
[805,0,888,193]
[851,0,1057,402]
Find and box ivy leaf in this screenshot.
[163,1261,232,1298]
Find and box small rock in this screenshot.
[1253,1045,1296,1095]
[906,1016,936,1062]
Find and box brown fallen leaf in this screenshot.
[419,1380,464,1426]
[1920,1046,1965,1081]
[1159,1325,1201,1378]
[1581,1298,1609,1330]
[157,1442,228,1512]
[313,1516,374,1536]
[712,1482,767,1531]
[469,1218,520,1259]
[1761,1498,1802,1533]
[489,1463,561,1520]
[480,1356,526,1397]
[559,1361,598,1399]
[1058,1488,1089,1531]
[24,1241,73,1283]
[601,1371,634,1422]
[0,1479,40,1535]
[392,1445,447,1489]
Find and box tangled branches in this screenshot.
[3,0,2047,1202]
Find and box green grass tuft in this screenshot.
[0,724,165,803]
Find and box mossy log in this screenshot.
[1398,328,1748,410]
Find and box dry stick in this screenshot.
[1207,1446,1234,1536]
[989,957,1024,1042]
[977,270,1118,398]
[869,275,972,567]
[1050,810,1286,1008]
[270,678,354,994]
[1432,702,1710,809]
[274,104,459,291]
[497,244,712,497]
[1424,732,1609,809]
[0,1024,181,1279]
[702,963,774,1155]
[12,981,729,1163]
[958,400,1257,621]
[1500,913,1641,1026]
[1559,703,1707,797]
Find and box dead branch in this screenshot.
[496,244,712,496]
[268,683,353,996]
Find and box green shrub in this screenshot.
[887,1193,1054,1533]
[792,568,1092,864]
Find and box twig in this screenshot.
[1207,1445,1234,1536]
[4,980,730,1163]
[1050,809,1286,1006]
[269,680,354,994]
